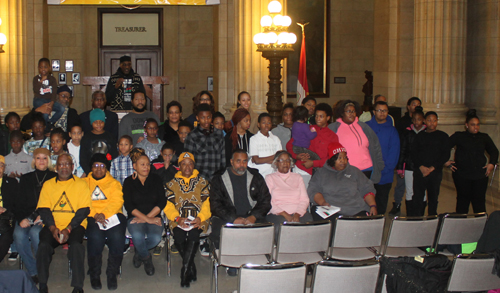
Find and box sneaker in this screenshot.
[123,242,131,255]
[8,252,18,261]
[170,244,178,254]
[153,245,162,256]
[31,275,39,285]
[226,267,238,277]
[200,241,210,257]
[63,244,69,250]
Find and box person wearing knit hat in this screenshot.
[0,155,5,165]
[307,142,378,221]
[105,55,146,110]
[79,109,118,176]
[163,150,210,288]
[84,152,125,290]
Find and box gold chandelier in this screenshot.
[253,1,297,51]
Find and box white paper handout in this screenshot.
[315,205,341,219]
[97,214,120,230]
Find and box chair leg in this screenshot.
[68,259,72,279]
[214,262,219,293]
[166,236,171,276]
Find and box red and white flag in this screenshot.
[297,29,309,105]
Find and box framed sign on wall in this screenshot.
[101,13,160,46]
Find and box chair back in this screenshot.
[238,262,307,293]
[277,221,331,254]
[310,259,380,293]
[332,215,385,248]
[385,216,438,251]
[434,213,487,249]
[219,223,274,259]
[447,254,500,292]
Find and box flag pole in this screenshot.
[296,22,309,105]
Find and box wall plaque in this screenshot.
[102,13,159,46]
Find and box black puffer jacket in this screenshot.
[210,167,271,223]
[397,125,426,171]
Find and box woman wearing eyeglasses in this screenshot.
[328,100,385,184]
[84,153,126,290]
[265,151,311,238]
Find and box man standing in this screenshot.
[209,149,271,252]
[366,101,400,214]
[118,91,159,144]
[37,154,91,293]
[184,104,225,180]
[105,55,146,110]
[389,97,422,215]
[53,85,81,133]
[80,90,119,139]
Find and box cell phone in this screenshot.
[59,233,64,243]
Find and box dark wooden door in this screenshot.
[100,49,161,113]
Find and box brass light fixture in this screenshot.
[0,18,6,53]
[253,0,297,126]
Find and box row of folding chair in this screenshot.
[209,212,490,292]
[236,254,500,293]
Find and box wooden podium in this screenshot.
[82,76,169,121]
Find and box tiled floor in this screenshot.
[1,181,499,293]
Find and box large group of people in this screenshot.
[0,56,498,292]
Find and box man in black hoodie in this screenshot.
[105,55,146,110]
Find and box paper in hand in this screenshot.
[97,214,120,230]
[315,205,341,219]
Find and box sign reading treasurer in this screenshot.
[102,13,159,46]
[48,0,220,5]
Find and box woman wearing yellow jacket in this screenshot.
[164,152,210,288]
[84,153,126,291]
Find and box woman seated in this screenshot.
[14,148,56,283]
[265,151,312,237]
[164,152,210,288]
[0,155,18,263]
[84,153,126,290]
[308,142,378,221]
[123,148,166,276]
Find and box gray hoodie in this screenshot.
[307,163,376,216]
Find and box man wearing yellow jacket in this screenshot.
[84,153,125,291]
[37,154,91,293]
[164,152,210,288]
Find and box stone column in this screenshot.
[413,0,468,125]
[215,0,282,118]
[0,0,43,120]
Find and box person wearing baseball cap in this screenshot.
[307,142,378,221]
[105,55,146,110]
[163,152,210,288]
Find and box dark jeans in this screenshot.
[375,182,393,215]
[393,175,406,204]
[127,218,163,258]
[453,173,488,214]
[0,227,14,263]
[37,225,86,288]
[172,227,201,247]
[33,98,65,125]
[311,206,368,222]
[86,214,126,257]
[413,169,443,216]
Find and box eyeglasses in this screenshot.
[92,163,106,169]
[375,109,388,113]
[59,94,70,99]
[344,110,356,114]
[277,159,292,163]
[57,162,73,167]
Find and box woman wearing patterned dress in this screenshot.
[163,152,210,288]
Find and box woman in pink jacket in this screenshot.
[265,150,312,238]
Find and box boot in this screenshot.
[106,254,123,290]
[88,255,102,290]
[181,240,199,287]
[142,253,155,276]
[405,200,414,217]
[388,202,401,215]
[133,250,142,268]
